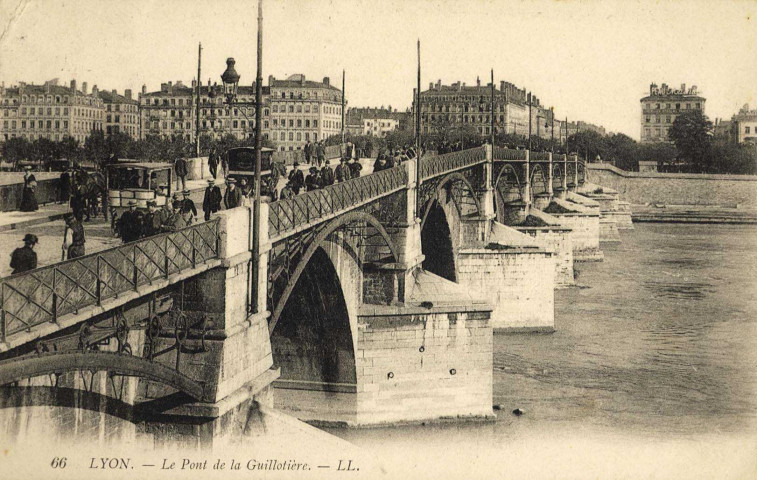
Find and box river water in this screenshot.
[326,223,757,476]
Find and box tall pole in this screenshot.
[196,43,202,157]
[550,106,554,152]
[415,39,421,217]
[527,92,532,152]
[490,69,495,146]
[252,0,263,314]
[341,69,345,156]
[565,116,569,153]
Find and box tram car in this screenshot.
[106,162,173,224]
[225,146,282,198]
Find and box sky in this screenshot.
[0,0,755,140]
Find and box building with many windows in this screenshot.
[414,78,560,140]
[138,73,344,151]
[267,74,343,151]
[640,82,706,144]
[99,88,139,139]
[0,79,104,143]
[346,106,411,137]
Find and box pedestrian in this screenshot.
[279,182,294,200]
[348,157,362,179]
[288,161,305,194]
[10,234,38,274]
[304,141,313,166]
[117,200,144,243]
[181,190,197,224]
[60,168,72,204]
[320,160,335,187]
[62,213,86,260]
[208,148,219,179]
[70,184,86,223]
[305,167,320,192]
[162,202,187,232]
[202,178,222,221]
[373,155,388,173]
[316,142,325,167]
[393,149,403,167]
[223,178,242,209]
[142,201,162,237]
[239,178,252,205]
[174,156,188,191]
[221,150,229,178]
[20,166,38,212]
[335,157,352,182]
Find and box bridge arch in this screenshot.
[419,172,482,232]
[269,211,399,390]
[493,164,523,224]
[530,164,549,201]
[552,163,563,191]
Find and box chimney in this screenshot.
[457,82,462,92]
[429,82,434,90]
[167,81,173,94]
[323,76,330,87]
[92,84,98,96]
[70,79,77,92]
[176,80,183,87]
[82,82,88,94]
[161,83,168,93]
[500,81,506,92]
[681,83,685,93]
[124,89,132,100]
[462,82,466,88]
[300,75,305,86]
[477,76,481,87]
[112,89,117,96]
[191,79,197,88]
[46,83,51,93]
[436,79,441,90]
[268,75,274,86]
[142,84,147,95]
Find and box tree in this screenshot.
[637,142,676,170]
[605,133,639,171]
[1,137,32,166]
[567,131,607,161]
[668,110,713,173]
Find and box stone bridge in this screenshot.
[0,145,631,443]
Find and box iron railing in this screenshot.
[529,151,550,161]
[0,219,220,342]
[492,147,528,161]
[268,166,408,241]
[420,147,487,180]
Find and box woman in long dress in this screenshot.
[19,166,39,212]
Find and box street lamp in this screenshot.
[221,58,240,106]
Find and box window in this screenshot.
[288,105,294,113]
[63,108,68,115]
[305,132,310,141]
[696,103,701,109]
[273,119,278,126]
[305,119,310,127]
[297,119,302,127]
[296,132,301,141]
[747,127,751,134]
[675,103,680,110]
[233,120,238,128]
[289,132,293,141]
[297,105,302,113]
[656,104,660,109]
[289,119,294,127]
[313,120,317,128]
[666,116,671,123]
[21,121,26,128]
[686,103,691,110]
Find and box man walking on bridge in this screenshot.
[62,213,86,260]
[203,179,222,221]
[10,234,38,274]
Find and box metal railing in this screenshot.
[0,219,220,342]
[420,147,487,180]
[530,151,550,161]
[492,147,528,161]
[268,166,408,241]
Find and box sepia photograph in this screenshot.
[0,0,755,478]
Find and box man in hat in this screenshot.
[180,190,197,224]
[118,200,144,243]
[288,161,305,195]
[223,178,242,209]
[335,157,352,183]
[70,182,86,222]
[208,147,219,180]
[315,141,325,168]
[320,159,334,187]
[202,178,222,221]
[59,167,72,204]
[62,213,86,260]
[142,200,162,238]
[10,234,38,274]
[304,140,313,166]
[373,155,388,173]
[174,156,188,192]
[162,201,187,232]
[239,178,252,204]
[305,166,320,192]
[348,157,362,179]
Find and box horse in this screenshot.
[72,169,107,221]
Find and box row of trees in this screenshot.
[0,131,278,170]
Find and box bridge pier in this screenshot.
[138,207,278,447]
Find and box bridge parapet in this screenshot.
[492,147,527,161]
[419,147,487,180]
[0,219,221,347]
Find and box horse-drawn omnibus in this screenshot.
[225,146,284,199]
[106,162,173,224]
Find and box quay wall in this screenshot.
[588,163,757,206]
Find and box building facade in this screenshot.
[346,106,411,137]
[0,80,104,143]
[731,104,757,144]
[640,83,706,144]
[99,89,139,139]
[414,78,582,142]
[267,74,343,151]
[138,74,344,152]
